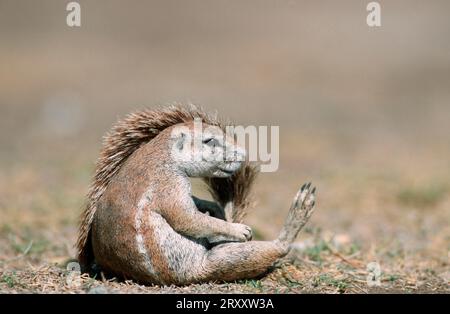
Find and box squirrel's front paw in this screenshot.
[230,223,252,242]
[207,223,252,243]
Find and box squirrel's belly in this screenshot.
[133,189,208,284]
[93,189,207,285]
[144,211,207,284]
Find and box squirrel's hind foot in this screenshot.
[277,182,316,245]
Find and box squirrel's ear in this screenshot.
[171,125,189,151]
[175,131,186,151]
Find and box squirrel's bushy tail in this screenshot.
[76,104,258,268]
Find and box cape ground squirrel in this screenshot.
[76,105,316,285]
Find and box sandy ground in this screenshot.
[0,1,449,293]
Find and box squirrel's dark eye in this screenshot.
[203,138,219,147]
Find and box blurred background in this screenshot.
[0,0,449,290]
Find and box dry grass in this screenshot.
[1,238,448,294]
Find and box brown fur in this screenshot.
[77,104,257,269]
[77,104,316,285]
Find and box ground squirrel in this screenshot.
[76,104,316,285]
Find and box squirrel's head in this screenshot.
[168,121,246,178]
